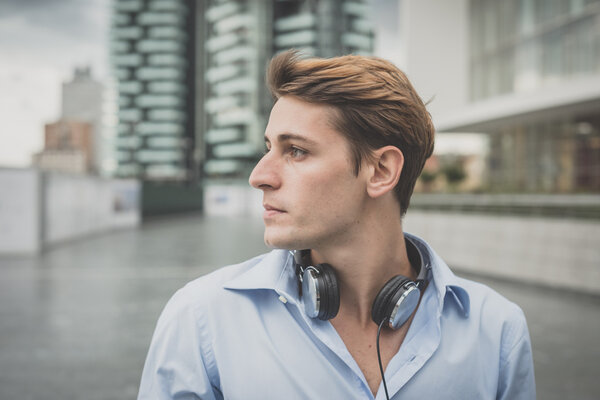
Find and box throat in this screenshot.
[331,316,413,396]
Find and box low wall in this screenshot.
[0,169,42,253]
[404,210,600,295]
[0,168,140,254]
[44,173,114,245]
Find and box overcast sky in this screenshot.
[0,0,110,167]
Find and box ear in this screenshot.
[366,146,404,199]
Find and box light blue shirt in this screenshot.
[138,234,535,399]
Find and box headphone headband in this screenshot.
[404,234,432,289]
[293,235,431,286]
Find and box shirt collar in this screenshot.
[223,249,299,300]
[419,236,470,318]
[222,236,471,318]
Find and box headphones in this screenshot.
[293,234,431,330]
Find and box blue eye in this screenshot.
[290,146,307,158]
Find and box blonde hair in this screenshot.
[267,50,435,215]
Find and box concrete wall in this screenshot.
[44,173,114,245]
[0,168,140,254]
[404,210,600,295]
[0,168,42,253]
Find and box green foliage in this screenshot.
[419,170,437,184]
[442,163,466,185]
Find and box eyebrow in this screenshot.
[264,133,318,146]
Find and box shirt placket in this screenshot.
[375,285,442,399]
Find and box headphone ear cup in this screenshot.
[371,275,412,327]
[314,263,340,320]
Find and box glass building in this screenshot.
[201,1,272,177]
[470,0,600,101]
[111,0,198,181]
[469,0,600,192]
[273,0,374,57]
[399,0,600,194]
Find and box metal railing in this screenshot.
[410,193,600,219]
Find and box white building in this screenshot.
[397,0,600,193]
[62,67,104,174]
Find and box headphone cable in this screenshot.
[376,319,390,400]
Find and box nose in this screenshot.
[249,151,281,190]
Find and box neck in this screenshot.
[310,200,415,328]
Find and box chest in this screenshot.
[335,325,410,395]
[211,300,495,400]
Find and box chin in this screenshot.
[263,227,304,250]
[264,235,294,250]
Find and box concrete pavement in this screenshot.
[0,215,598,399]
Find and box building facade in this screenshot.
[61,67,104,174]
[32,120,94,174]
[469,0,600,192]
[200,1,272,177]
[111,0,198,181]
[399,0,600,193]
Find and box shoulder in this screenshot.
[139,254,283,399]
[161,253,267,318]
[453,275,530,353]
[458,276,525,324]
[158,249,292,324]
[422,236,526,329]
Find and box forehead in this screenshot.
[265,96,343,144]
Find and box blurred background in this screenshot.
[0,0,599,399]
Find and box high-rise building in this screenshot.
[273,0,374,57]
[398,0,600,193]
[111,0,198,181]
[201,0,374,179]
[33,67,101,175]
[61,67,104,174]
[200,1,272,178]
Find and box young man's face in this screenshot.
[249,95,370,250]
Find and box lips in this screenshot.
[263,203,285,218]
[264,203,284,212]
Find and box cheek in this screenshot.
[300,171,362,216]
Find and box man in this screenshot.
[138,51,535,399]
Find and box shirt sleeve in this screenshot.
[138,290,221,400]
[496,307,536,400]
